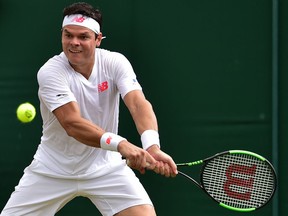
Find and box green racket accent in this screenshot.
[229,150,266,161]
[176,160,203,166]
[219,203,256,212]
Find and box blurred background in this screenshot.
[0,0,287,215]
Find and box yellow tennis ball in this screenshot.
[16,102,36,123]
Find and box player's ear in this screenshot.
[96,32,103,47]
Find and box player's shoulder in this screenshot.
[97,48,129,63]
[37,52,71,82]
[40,52,69,70]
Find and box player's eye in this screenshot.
[80,35,90,40]
[64,33,73,38]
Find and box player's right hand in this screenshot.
[118,140,157,174]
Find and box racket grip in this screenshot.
[122,157,151,167]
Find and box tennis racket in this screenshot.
[176,150,277,212]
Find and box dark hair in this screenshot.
[63,2,103,29]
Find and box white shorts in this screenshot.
[1,160,153,216]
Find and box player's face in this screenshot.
[62,25,101,69]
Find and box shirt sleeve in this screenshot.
[111,52,142,98]
[37,64,76,112]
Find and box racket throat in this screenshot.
[178,171,203,189]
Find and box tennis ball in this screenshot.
[16,102,36,123]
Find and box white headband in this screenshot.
[62,14,100,34]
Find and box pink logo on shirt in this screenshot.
[98,81,108,92]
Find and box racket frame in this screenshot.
[177,150,277,212]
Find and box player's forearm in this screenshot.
[130,100,159,135]
[124,90,158,135]
[64,117,105,148]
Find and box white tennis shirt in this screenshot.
[34,48,142,177]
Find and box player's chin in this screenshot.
[67,57,84,67]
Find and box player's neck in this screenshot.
[70,61,94,80]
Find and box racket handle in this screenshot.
[122,157,151,167]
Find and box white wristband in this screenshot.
[140,130,160,150]
[100,132,126,152]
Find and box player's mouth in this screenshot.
[69,49,82,53]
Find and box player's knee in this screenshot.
[115,204,156,216]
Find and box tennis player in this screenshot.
[1,2,177,216]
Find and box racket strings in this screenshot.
[202,154,275,209]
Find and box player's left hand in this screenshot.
[146,145,178,177]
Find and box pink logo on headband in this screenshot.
[62,14,100,34]
[72,16,86,23]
